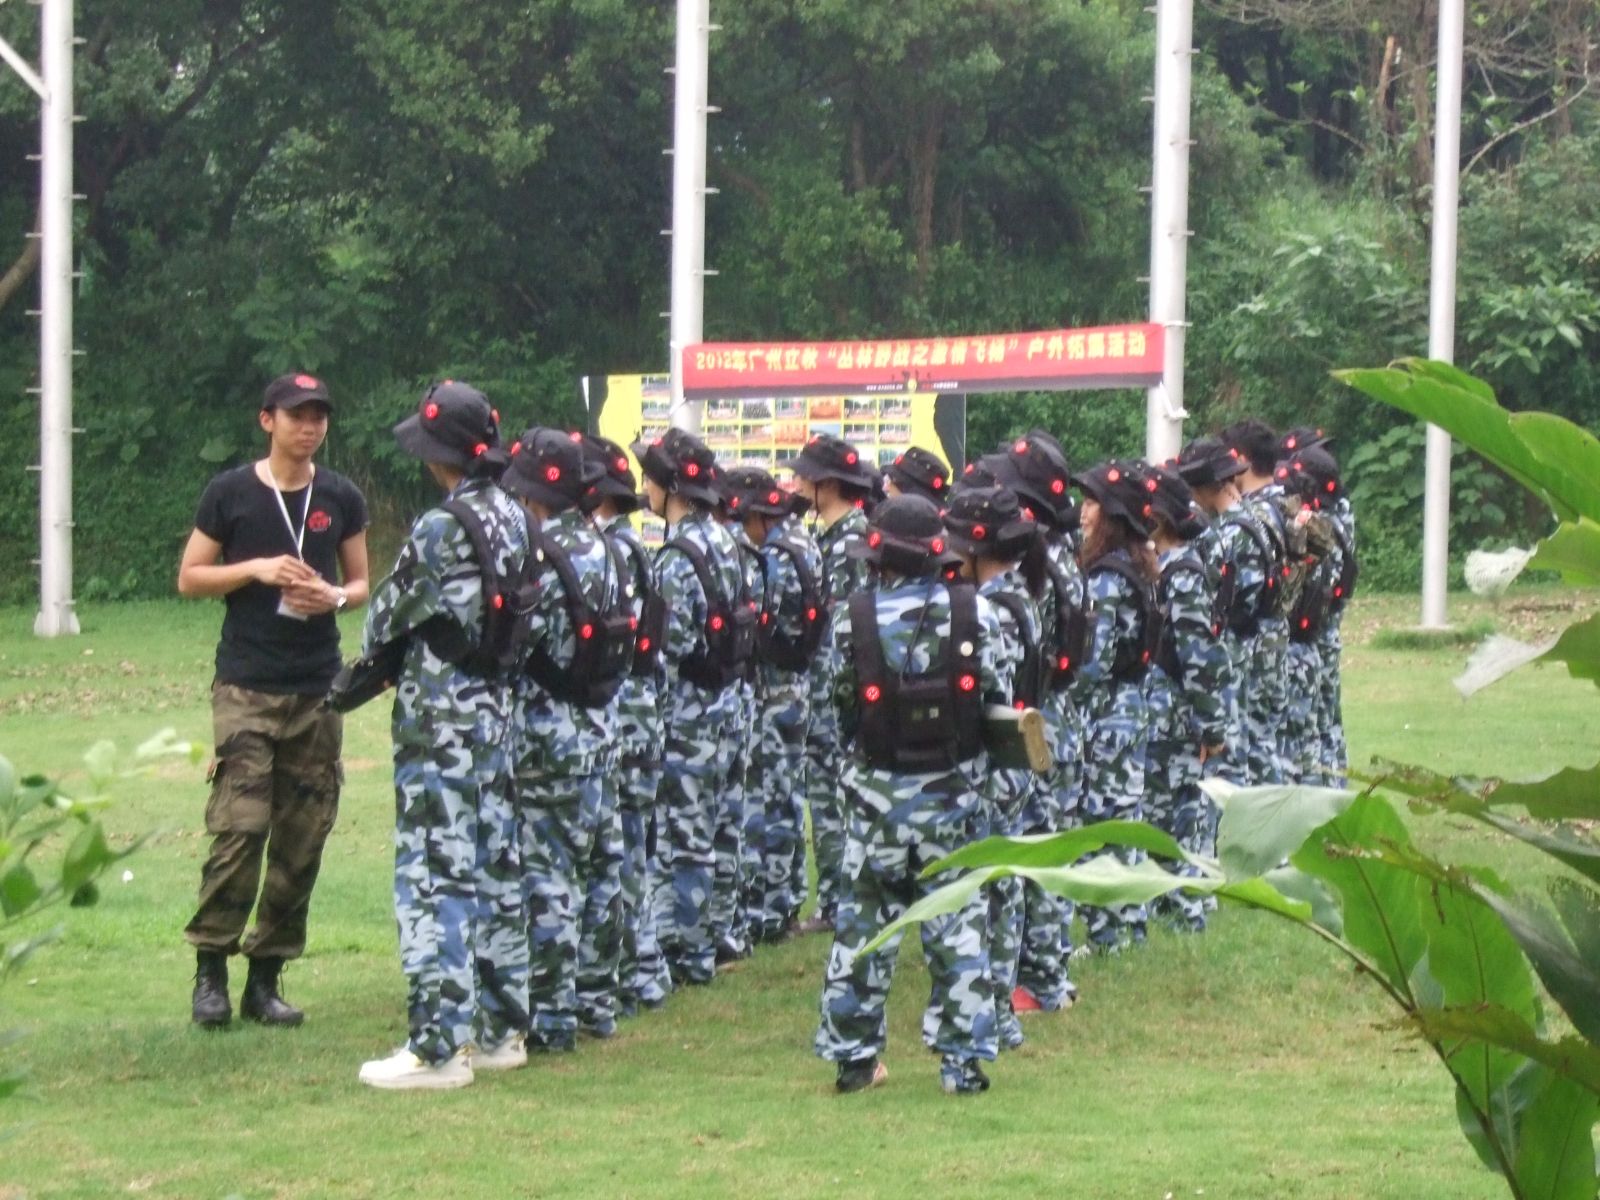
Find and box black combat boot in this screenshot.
[191,950,231,1029]
[239,956,304,1027]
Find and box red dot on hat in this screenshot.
[868,532,882,547]
[473,443,487,456]
[931,537,945,553]
[1326,480,1337,492]
[294,374,318,390]
[1051,479,1065,495]
[769,491,781,505]
[1014,440,1028,453]
[545,465,561,482]
[932,476,944,489]
[568,430,582,443]
[1108,468,1121,483]
[685,462,700,477]
[1146,478,1158,492]
[425,403,440,420]
[491,409,500,423]
[972,524,986,539]
[1143,504,1152,516]
[845,452,858,465]
[895,455,904,465]
[616,457,628,472]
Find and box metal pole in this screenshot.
[35,0,78,637]
[1420,0,1463,629]
[667,0,710,434]
[1144,0,1194,464]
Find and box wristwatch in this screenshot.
[334,587,348,612]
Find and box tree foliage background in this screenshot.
[0,0,1595,601]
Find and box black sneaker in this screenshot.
[836,1057,889,1094]
[939,1056,991,1095]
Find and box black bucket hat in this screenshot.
[1074,459,1157,537]
[1280,426,1335,457]
[263,372,332,413]
[942,484,1034,560]
[722,466,792,518]
[884,446,951,505]
[791,433,876,491]
[578,433,645,514]
[1149,465,1206,540]
[1277,445,1343,507]
[629,426,721,505]
[1175,436,1247,489]
[847,494,949,577]
[393,380,505,472]
[990,431,1077,531]
[503,427,599,512]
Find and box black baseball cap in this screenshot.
[263,373,331,412]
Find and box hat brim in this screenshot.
[270,395,332,413]
[502,473,581,510]
[394,414,470,469]
[793,457,873,488]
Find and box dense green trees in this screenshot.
[0,0,1595,601]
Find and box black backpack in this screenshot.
[521,527,636,707]
[664,536,758,691]
[609,525,666,678]
[1220,510,1279,635]
[1088,552,1164,684]
[759,538,829,672]
[1154,549,1217,683]
[1043,555,1090,689]
[416,498,524,679]
[849,583,984,772]
[985,591,1044,708]
[1328,519,1358,615]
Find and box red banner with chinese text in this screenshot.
[682,323,1163,399]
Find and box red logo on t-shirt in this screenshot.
[307,510,332,534]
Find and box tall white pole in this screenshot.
[1145,0,1194,464]
[1421,0,1463,629]
[35,0,78,637]
[667,0,710,434]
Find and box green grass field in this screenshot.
[1,589,1595,1199]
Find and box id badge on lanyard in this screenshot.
[269,466,315,621]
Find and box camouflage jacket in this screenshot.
[1244,484,1304,624]
[758,515,824,700]
[362,476,526,740]
[1077,551,1152,726]
[1213,501,1273,635]
[829,575,1006,821]
[808,505,872,745]
[513,507,622,778]
[1149,546,1230,747]
[980,566,1041,813]
[604,515,664,766]
[656,509,745,725]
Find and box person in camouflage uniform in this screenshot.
[989,432,1087,1011]
[1223,420,1297,785]
[814,495,1003,1096]
[634,428,748,986]
[503,428,627,1049]
[710,483,765,962]
[578,434,672,1012]
[942,483,1040,1051]
[1072,459,1161,952]
[1144,466,1231,931]
[722,468,824,944]
[358,382,526,1091]
[1177,437,1267,788]
[883,445,952,507]
[791,434,878,933]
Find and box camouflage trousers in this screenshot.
[1283,642,1324,785]
[1213,633,1255,787]
[1079,706,1148,951]
[744,682,809,939]
[1245,620,1290,785]
[1144,726,1211,933]
[986,774,1031,1048]
[616,757,668,1011]
[185,683,341,960]
[518,769,623,1044]
[659,692,737,985]
[1015,764,1080,1009]
[711,687,756,954]
[391,716,526,1065]
[815,785,997,1066]
[1315,626,1347,786]
[803,729,848,921]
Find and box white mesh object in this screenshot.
[1464,546,1535,598]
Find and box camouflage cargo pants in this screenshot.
[803,730,848,922]
[986,772,1031,1047]
[815,781,997,1067]
[184,683,342,960]
[1315,625,1346,786]
[392,716,526,1065]
[710,689,755,953]
[1144,725,1210,933]
[1015,723,1080,1009]
[1283,642,1324,784]
[615,757,666,1011]
[1079,711,1149,950]
[745,682,808,939]
[519,770,623,1044]
[659,697,734,985]
[1246,620,1290,785]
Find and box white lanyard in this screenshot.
[266,463,315,559]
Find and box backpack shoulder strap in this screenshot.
[439,498,512,670]
[848,591,885,685]
[663,536,719,606]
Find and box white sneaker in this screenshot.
[358,1047,473,1091]
[472,1035,527,1072]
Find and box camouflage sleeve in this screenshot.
[361,509,465,655]
[763,543,805,639]
[1169,568,1229,745]
[974,595,1008,706]
[983,593,1021,702]
[656,545,708,664]
[1075,571,1123,693]
[1223,521,1267,613]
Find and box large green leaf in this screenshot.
[860,867,1000,955]
[1261,866,1343,932]
[927,820,1189,877]
[1206,782,1357,878]
[1470,811,1600,886]
[1012,856,1216,908]
[1336,362,1584,521]
[1292,794,1428,997]
[1410,1006,1600,1097]
[1489,762,1600,821]
[1468,885,1600,1046]
[1528,519,1600,585]
[1215,875,1315,924]
[1540,613,1600,687]
[0,862,42,920]
[1511,413,1600,526]
[1513,1071,1600,1200]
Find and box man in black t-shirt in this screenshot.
[177,373,370,1030]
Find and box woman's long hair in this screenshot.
[1081,512,1159,584]
[1014,525,1050,599]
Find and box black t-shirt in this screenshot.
[194,463,369,694]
